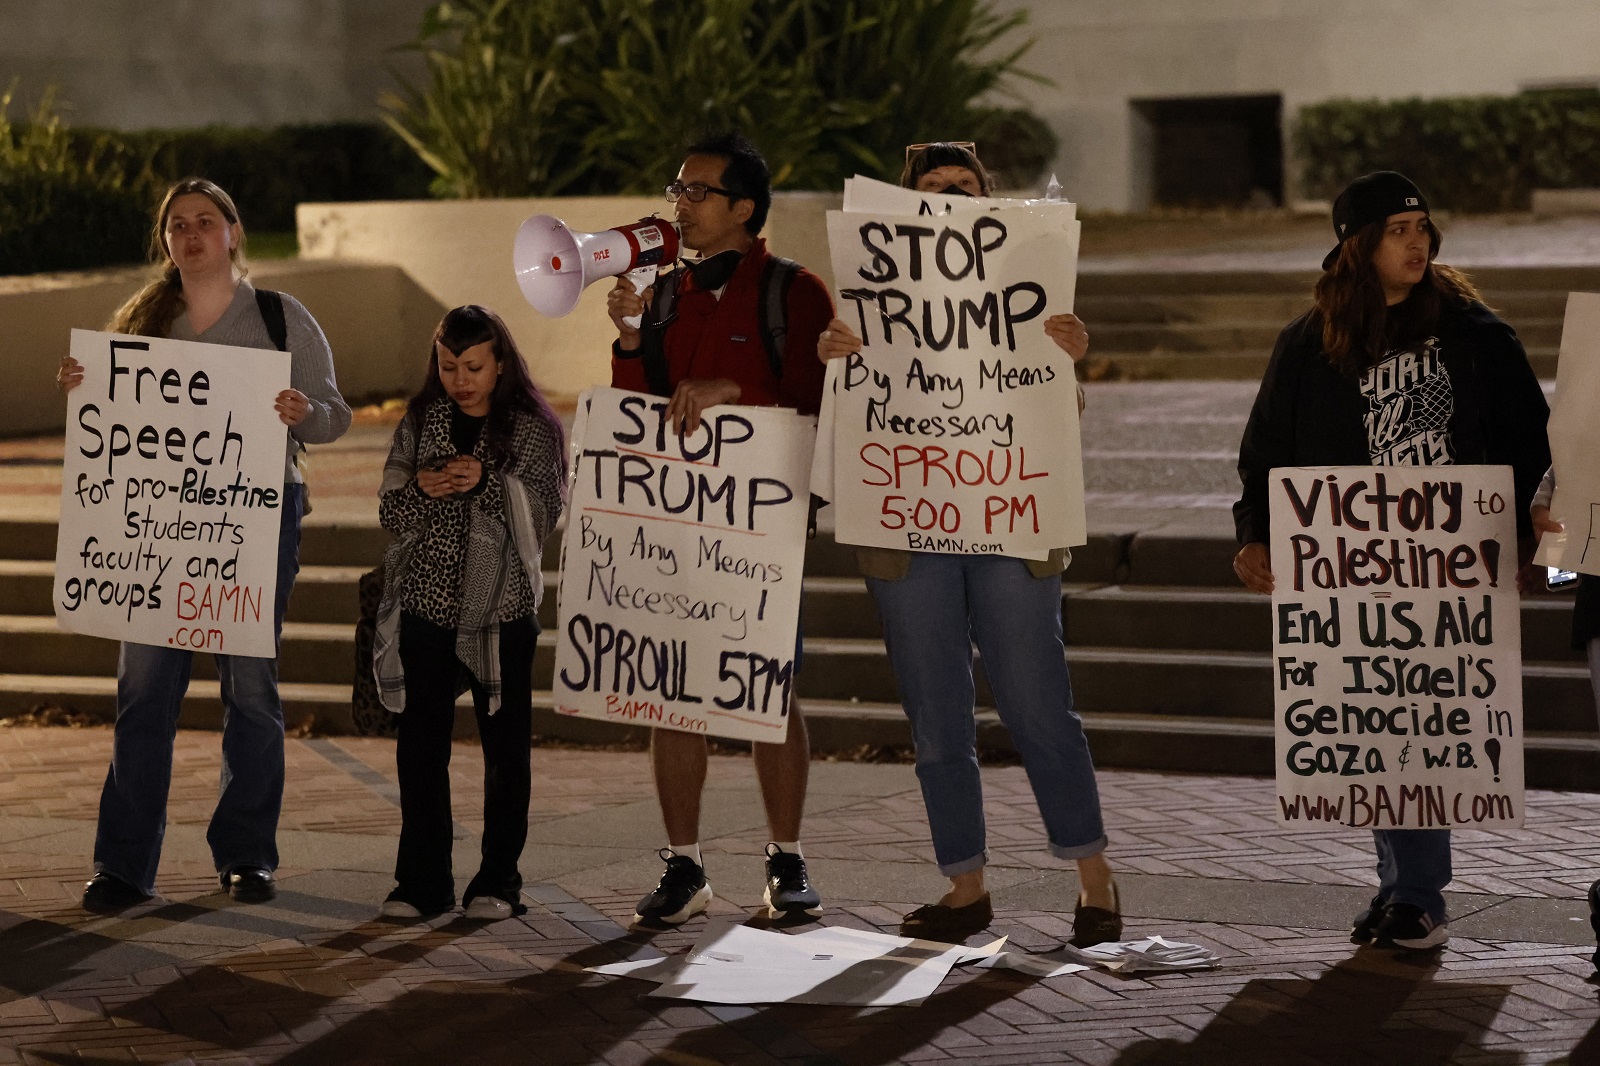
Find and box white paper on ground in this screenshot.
[1058,936,1219,973]
[589,923,1005,1007]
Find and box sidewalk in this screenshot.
[3,724,1600,1064]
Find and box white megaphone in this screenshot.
[514,214,680,328]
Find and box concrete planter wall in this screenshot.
[0,192,839,437]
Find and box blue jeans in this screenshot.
[93,485,304,895]
[866,553,1107,875]
[1374,829,1452,923]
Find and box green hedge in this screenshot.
[2,87,434,276]
[1296,90,1600,212]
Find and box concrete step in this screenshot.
[1088,345,1561,381]
[1090,319,1565,354]
[1079,290,1573,326]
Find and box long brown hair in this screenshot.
[108,178,247,337]
[408,305,569,490]
[1313,217,1481,374]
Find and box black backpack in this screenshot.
[254,288,288,352]
[637,256,802,397]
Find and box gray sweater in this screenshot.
[168,278,352,483]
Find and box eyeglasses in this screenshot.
[904,141,976,163]
[664,181,737,204]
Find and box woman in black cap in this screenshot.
[1232,171,1550,950]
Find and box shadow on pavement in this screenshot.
[1112,948,1520,1066]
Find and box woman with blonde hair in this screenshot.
[58,177,350,912]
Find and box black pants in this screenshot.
[394,611,535,909]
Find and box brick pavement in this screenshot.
[6,725,1600,1064]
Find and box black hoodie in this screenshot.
[1233,298,1551,546]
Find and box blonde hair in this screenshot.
[109,178,248,337]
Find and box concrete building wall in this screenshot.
[994,0,1600,210]
[0,0,431,127]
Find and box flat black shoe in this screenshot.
[899,894,993,943]
[1070,883,1122,949]
[81,872,151,914]
[224,866,276,904]
[1351,894,1387,944]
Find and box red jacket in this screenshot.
[611,237,832,415]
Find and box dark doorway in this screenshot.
[1135,94,1284,208]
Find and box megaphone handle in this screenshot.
[622,266,656,330]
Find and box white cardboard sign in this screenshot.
[824,205,1085,557]
[54,329,290,658]
[552,388,815,743]
[1533,292,1600,576]
[1270,465,1524,828]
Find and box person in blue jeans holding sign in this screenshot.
[57,177,350,912]
[1233,172,1550,950]
[817,142,1119,947]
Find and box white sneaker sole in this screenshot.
[1391,924,1449,950]
[635,883,713,925]
[764,884,823,920]
[464,896,514,920]
[378,900,423,919]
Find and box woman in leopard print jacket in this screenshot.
[373,305,567,921]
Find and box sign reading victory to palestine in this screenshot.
[55,330,290,658]
[825,197,1085,557]
[553,388,815,744]
[1270,465,1523,829]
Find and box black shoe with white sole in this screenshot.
[634,850,712,926]
[763,844,822,922]
[1374,902,1449,950]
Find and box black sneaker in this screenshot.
[223,866,276,904]
[763,844,822,922]
[634,849,712,926]
[1351,894,1387,944]
[1374,902,1449,950]
[1588,879,1600,973]
[81,872,151,914]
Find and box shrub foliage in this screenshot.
[1295,90,1600,211]
[382,0,1057,196]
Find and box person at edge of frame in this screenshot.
[57,177,352,913]
[605,130,831,927]
[1530,472,1600,969]
[371,305,567,922]
[816,142,1122,948]
[1233,170,1551,952]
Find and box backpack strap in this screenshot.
[254,288,289,352]
[637,270,681,398]
[757,256,801,381]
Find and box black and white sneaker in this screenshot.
[1374,902,1449,949]
[1350,894,1386,944]
[634,849,712,926]
[763,844,822,922]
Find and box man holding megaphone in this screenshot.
[605,132,832,927]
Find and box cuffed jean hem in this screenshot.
[1049,834,1109,861]
[936,851,988,878]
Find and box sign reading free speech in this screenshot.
[54,329,289,658]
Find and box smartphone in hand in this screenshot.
[1548,566,1580,591]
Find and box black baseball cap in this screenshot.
[1322,171,1430,270]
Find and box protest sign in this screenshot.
[553,387,815,743]
[1270,465,1523,829]
[55,329,290,658]
[823,203,1085,557]
[1533,292,1600,576]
